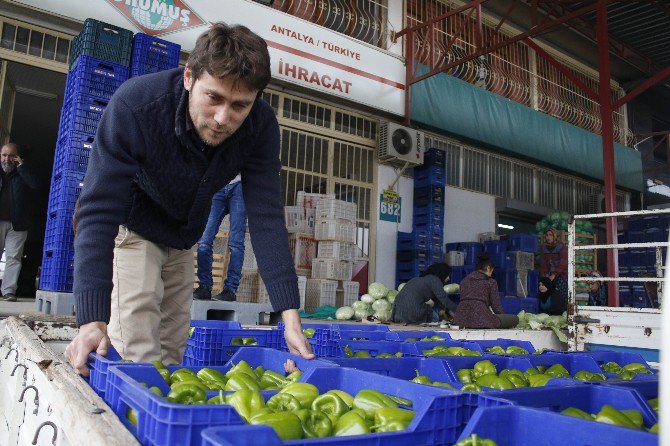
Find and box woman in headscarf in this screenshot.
[453,253,519,328]
[587,270,607,306]
[538,227,569,315]
[391,263,457,324]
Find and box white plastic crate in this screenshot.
[336,280,360,307]
[284,206,306,233]
[288,234,317,270]
[445,251,465,266]
[258,275,307,307]
[305,278,337,312]
[305,207,316,235]
[317,241,356,262]
[478,232,500,243]
[236,270,259,303]
[296,191,335,210]
[311,258,353,281]
[243,233,257,270]
[314,218,356,243]
[507,251,535,271]
[316,198,357,223]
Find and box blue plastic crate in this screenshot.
[457,406,658,446]
[423,148,446,166]
[501,297,539,314]
[440,355,534,382]
[43,211,75,253]
[69,18,133,68]
[47,169,85,214]
[490,251,506,268]
[332,330,389,342]
[603,378,658,412]
[508,234,539,253]
[53,132,94,175]
[644,227,664,243]
[396,258,431,277]
[328,340,413,358]
[87,345,124,398]
[397,230,442,251]
[412,211,444,228]
[183,327,283,366]
[58,94,108,136]
[413,184,445,206]
[39,248,74,292]
[396,248,443,264]
[570,350,655,373]
[619,287,635,307]
[482,384,657,428]
[444,242,483,265]
[526,270,539,297]
[385,330,452,341]
[66,55,129,101]
[403,340,485,358]
[412,202,445,221]
[413,163,446,188]
[226,347,338,372]
[470,339,536,355]
[483,240,507,255]
[493,268,517,296]
[628,231,645,243]
[131,33,181,77]
[450,265,474,284]
[618,250,630,268]
[527,354,603,376]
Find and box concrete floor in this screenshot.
[0,296,37,318]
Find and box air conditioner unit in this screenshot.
[378,122,424,166]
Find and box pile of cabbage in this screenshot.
[516,311,568,342]
[335,282,398,322]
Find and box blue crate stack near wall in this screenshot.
[41,18,131,293]
[130,33,181,77]
[397,148,446,286]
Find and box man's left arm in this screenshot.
[241,106,313,359]
[15,160,40,190]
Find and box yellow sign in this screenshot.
[382,189,399,203]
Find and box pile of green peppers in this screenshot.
[343,345,403,358]
[561,404,658,434]
[409,370,455,389]
[403,335,448,342]
[455,434,498,445]
[422,346,481,357]
[600,361,653,380]
[485,345,529,355]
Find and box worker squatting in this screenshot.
[279,60,352,94]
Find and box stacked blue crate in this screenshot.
[624,215,666,308]
[396,149,446,286]
[41,19,132,292]
[130,33,181,77]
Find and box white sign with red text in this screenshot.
[15,0,406,115]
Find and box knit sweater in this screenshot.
[74,68,298,326]
[453,271,504,329]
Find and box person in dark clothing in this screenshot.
[537,276,564,315]
[392,263,457,324]
[0,143,39,301]
[538,227,568,315]
[453,253,519,328]
[65,23,314,375]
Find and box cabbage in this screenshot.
[397,283,406,291]
[515,310,568,342]
[373,310,392,322]
[360,294,375,304]
[354,308,370,320]
[351,301,368,311]
[386,290,398,305]
[444,284,460,294]
[335,306,354,320]
[368,282,389,299]
[372,299,390,312]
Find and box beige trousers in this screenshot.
[108,226,195,364]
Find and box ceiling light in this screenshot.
[498,223,514,229]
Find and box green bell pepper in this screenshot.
[267,392,303,412]
[353,350,372,358]
[333,409,370,436]
[505,346,529,355]
[170,377,209,393]
[561,407,593,420]
[344,345,354,358]
[623,363,650,374]
[544,364,570,378]
[505,374,528,388]
[387,395,413,407]
[421,335,447,342]
[618,370,637,380]
[197,368,228,386]
[224,373,262,392]
[226,360,257,379]
[207,391,227,404]
[595,405,641,430]
[457,369,474,383]
[403,337,419,342]
[485,346,506,355]
[148,386,163,397]
[475,375,514,390]
[647,398,658,413]
[126,407,138,427]
[249,412,303,440]
[536,365,547,373]
[523,367,540,377]
[166,381,207,404]
[601,361,624,374]
[279,383,320,409]
[461,383,482,392]
[410,369,432,385]
[574,371,606,382]
[152,360,171,384]
[302,328,316,338]
[254,366,265,379]
[649,423,658,434]
[431,381,454,389]
[170,368,198,383]
[325,390,354,408]
[293,409,332,438]
[286,370,303,382]
[499,369,525,380]
[527,374,552,387]
[248,407,275,421]
[621,410,644,429]
[371,407,414,432]
[376,353,403,358]
[261,370,290,389]
[227,389,266,422]
[311,393,349,423]
[353,389,398,419]
[454,434,498,446]
[473,360,497,378]
[231,337,258,345]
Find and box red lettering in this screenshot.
[332,78,343,92]
[321,75,332,88]
[309,71,321,85]
[298,67,309,81]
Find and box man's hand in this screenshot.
[281,309,315,360]
[13,155,22,166]
[64,321,111,377]
[549,274,556,281]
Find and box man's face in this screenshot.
[0,145,18,173]
[183,66,258,147]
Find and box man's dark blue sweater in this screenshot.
[74,68,299,326]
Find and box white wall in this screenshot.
[374,165,414,288]
[444,187,496,243]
